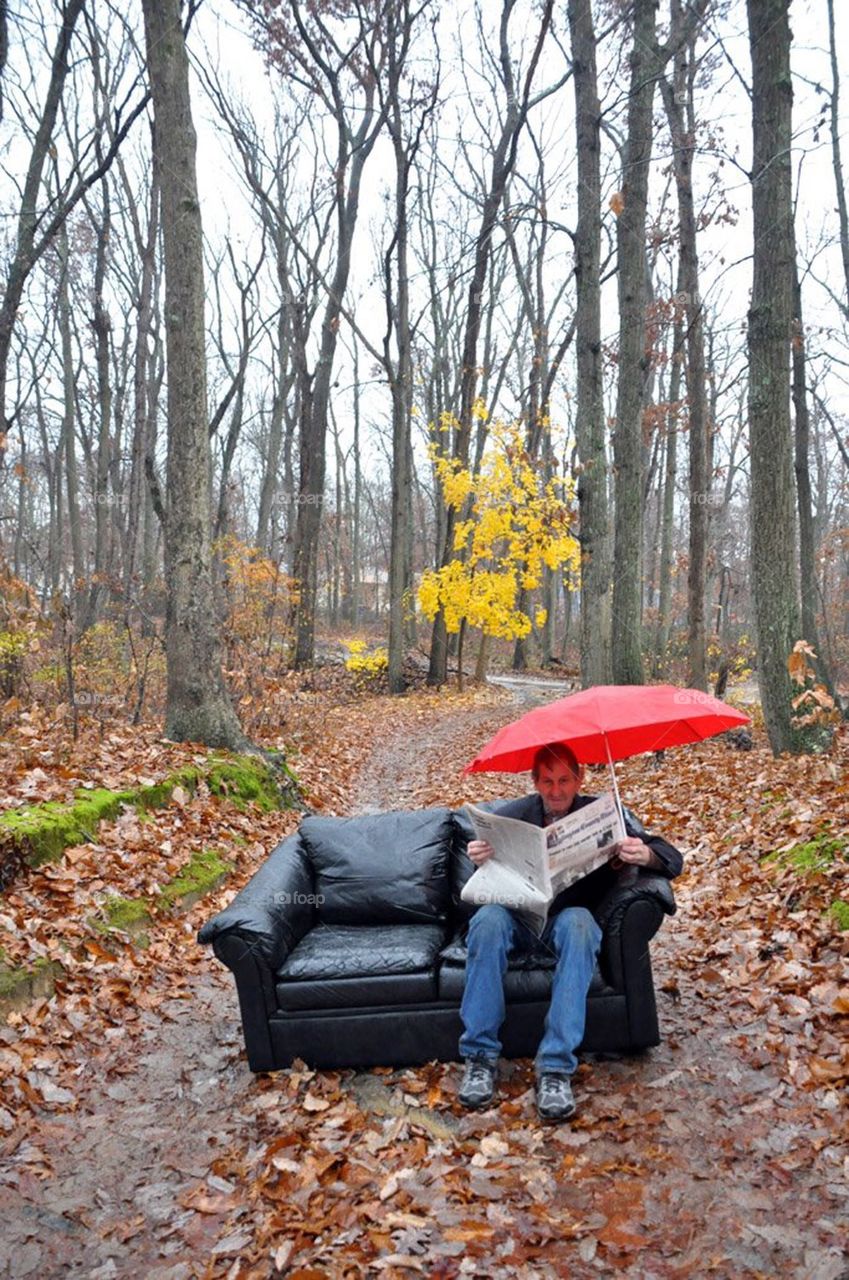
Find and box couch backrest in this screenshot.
[299,807,455,925]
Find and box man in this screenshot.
[458,742,682,1121]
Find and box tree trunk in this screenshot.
[352,337,362,625]
[792,260,837,701]
[387,32,415,694]
[82,183,114,631]
[125,151,159,596]
[568,0,611,687]
[141,0,245,749]
[654,312,682,670]
[427,0,555,686]
[611,0,659,685]
[57,224,85,613]
[660,13,709,689]
[826,0,849,314]
[746,0,803,753]
[292,139,374,668]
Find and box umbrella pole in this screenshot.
[604,738,626,829]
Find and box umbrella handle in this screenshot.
[605,737,626,832]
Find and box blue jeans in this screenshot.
[458,903,602,1075]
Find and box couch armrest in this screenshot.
[197,833,314,971]
[595,869,676,990]
[197,833,315,1071]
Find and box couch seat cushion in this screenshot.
[438,935,610,1003]
[276,923,447,1011]
[300,808,454,924]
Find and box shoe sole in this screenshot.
[459,1094,496,1110]
[537,1105,576,1122]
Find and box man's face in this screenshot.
[533,760,583,820]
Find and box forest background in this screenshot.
[1,5,848,1273]
[0,0,848,755]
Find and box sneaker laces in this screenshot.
[466,1060,493,1086]
[540,1074,572,1101]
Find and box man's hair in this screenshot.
[532,742,581,779]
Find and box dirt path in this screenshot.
[2,690,847,1279]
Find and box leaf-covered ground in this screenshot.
[1,681,847,1279]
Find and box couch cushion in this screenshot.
[438,935,610,1003]
[276,922,447,1010]
[300,808,453,924]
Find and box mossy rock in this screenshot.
[0,789,134,869]
[0,956,62,1015]
[0,752,298,887]
[135,767,202,810]
[93,894,153,938]
[88,850,232,942]
[205,755,288,812]
[158,847,232,912]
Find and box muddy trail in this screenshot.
[1,687,847,1279]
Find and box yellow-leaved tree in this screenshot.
[418,414,580,686]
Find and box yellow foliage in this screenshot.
[344,638,388,681]
[419,419,579,644]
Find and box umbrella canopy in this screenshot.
[465,684,751,773]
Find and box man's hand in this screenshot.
[468,839,495,867]
[611,837,658,869]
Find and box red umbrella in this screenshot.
[465,684,750,774]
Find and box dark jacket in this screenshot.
[494,791,683,920]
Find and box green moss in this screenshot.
[135,767,201,811]
[828,899,849,931]
[0,788,133,867]
[158,847,232,911]
[0,752,297,886]
[103,895,152,931]
[206,755,286,812]
[763,832,845,874]
[89,893,152,945]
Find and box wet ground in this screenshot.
[1,678,846,1279]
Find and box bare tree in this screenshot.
[141,0,245,747]
[568,0,611,686]
[610,0,707,684]
[367,0,436,692]
[0,1,148,491]
[427,0,564,685]
[826,0,849,316]
[610,0,660,684]
[659,2,710,690]
[746,0,802,753]
[241,0,394,668]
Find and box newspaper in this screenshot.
[461,792,626,934]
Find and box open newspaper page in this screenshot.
[545,792,626,892]
[460,806,551,934]
[460,793,626,935]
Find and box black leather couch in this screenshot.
[198,806,677,1072]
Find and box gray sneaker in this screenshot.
[459,1057,496,1109]
[536,1072,576,1121]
